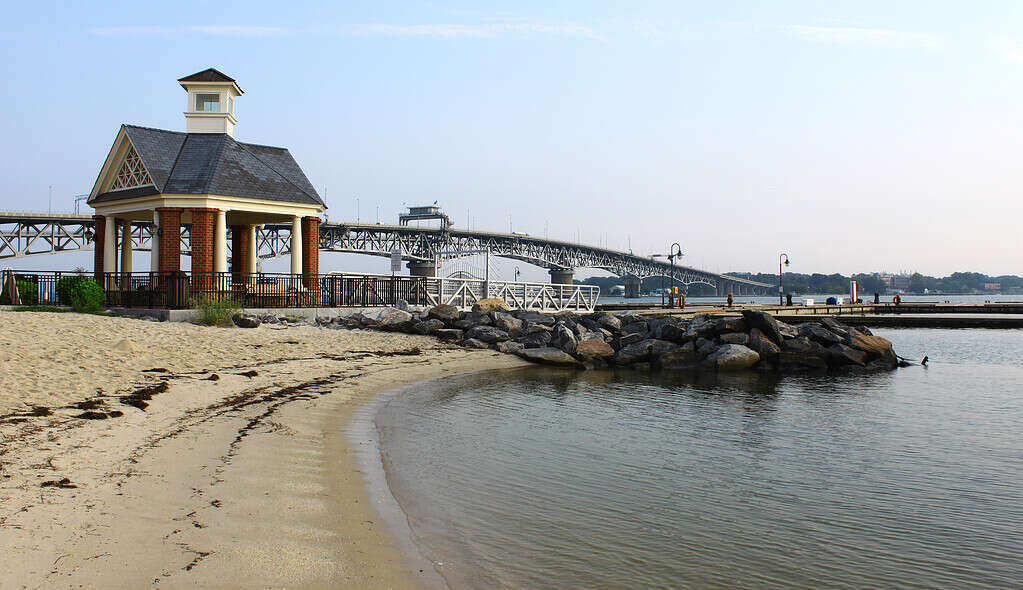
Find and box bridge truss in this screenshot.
[0,214,772,295]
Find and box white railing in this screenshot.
[424,277,599,312]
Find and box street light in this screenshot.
[668,243,683,307]
[779,253,790,306]
[514,266,521,282]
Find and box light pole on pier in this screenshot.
[668,243,683,307]
[778,253,790,306]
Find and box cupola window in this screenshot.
[195,93,220,112]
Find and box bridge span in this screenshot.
[0,212,772,296]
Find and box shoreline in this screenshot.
[0,311,528,588]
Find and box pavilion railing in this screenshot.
[1,270,600,312]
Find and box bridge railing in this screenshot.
[1,270,600,312]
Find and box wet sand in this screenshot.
[0,312,527,588]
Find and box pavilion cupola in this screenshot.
[178,68,244,136]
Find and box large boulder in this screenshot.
[516,311,556,326]
[614,339,678,365]
[524,322,553,335]
[720,317,748,333]
[783,336,829,356]
[747,328,781,360]
[826,343,868,367]
[462,338,490,349]
[552,323,578,354]
[575,338,615,360]
[620,321,650,339]
[797,323,843,346]
[435,329,464,341]
[596,314,622,331]
[648,316,688,341]
[740,310,785,345]
[472,298,510,313]
[520,330,553,349]
[704,345,760,371]
[776,351,829,371]
[492,312,523,337]
[427,304,461,324]
[465,325,510,344]
[517,347,583,367]
[684,314,719,340]
[377,308,414,331]
[413,318,445,335]
[656,343,702,370]
[495,341,525,355]
[617,332,647,348]
[845,330,894,357]
[719,332,749,346]
[232,313,261,328]
[818,317,850,338]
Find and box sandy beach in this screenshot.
[0,311,527,589]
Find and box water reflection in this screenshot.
[378,333,1023,590]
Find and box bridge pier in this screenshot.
[549,268,574,285]
[408,261,438,277]
[623,277,642,298]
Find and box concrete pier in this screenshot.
[407,261,438,277]
[623,277,642,298]
[549,268,574,285]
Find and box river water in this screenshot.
[375,328,1023,589]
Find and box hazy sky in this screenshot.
[2,0,1022,277]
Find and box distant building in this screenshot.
[399,205,451,229]
[876,273,910,291]
[984,282,1001,291]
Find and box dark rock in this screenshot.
[683,314,717,340]
[617,332,646,347]
[435,329,464,341]
[492,312,523,337]
[315,316,332,327]
[615,312,642,325]
[614,339,678,365]
[462,338,490,349]
[465,325,510,344]
[495,341,525,354]
[826,343,868,366]
[467,312,493,326]
[232,313,261,328]
[621,321,650,338]
[719,332,749,345]
[740,310,785,345]
[656,344,702,370]
[520,330,553,349]
[818,317,850,337]
[720,317,748,333]
[597,314,622,331]
[261,313,281,325]
[776,321,799,339]
[452,318,474,330]
[783,336,829,356]
[748,328,781,360]
[516,311,556,326]
[413,319,445,335]
[427,304,461,324]
[705,344,760,370]
[579,318,602,332]
[696,338,717,356]
[552,323,578,354]
[516,347,584,367]
[648,316,687,341]
[797,323,843,345]
[776,351,829,371]
[524,322,553,335]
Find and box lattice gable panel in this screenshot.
[108,143,154,191]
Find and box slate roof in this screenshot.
[177,68,241,91]
[90,125,324,208]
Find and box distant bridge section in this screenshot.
[0,213,772,295]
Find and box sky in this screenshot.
[2,0,1023,278]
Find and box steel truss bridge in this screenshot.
[0,213,772,295]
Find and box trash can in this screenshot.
[167,271,191,309]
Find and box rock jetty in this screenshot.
[233,304,901,373]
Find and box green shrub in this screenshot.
[68,279,106,313]
[57,276,91,306]
[0,279,38,305]
[189,295,242,327]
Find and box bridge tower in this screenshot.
[549,268,574,285]
[623,276,642,298]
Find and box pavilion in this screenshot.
[88,68,325,290]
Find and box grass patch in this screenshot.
[189,295,243,327]
[7,306,69,313]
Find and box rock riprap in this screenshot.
[300,306,900,373]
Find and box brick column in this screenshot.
[156,208,182,275]
[301,216,320,290]
[190,208,216,290]
[93,215,106,282]
[230,224,249,284]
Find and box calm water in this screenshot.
[600,293,1023,305]
[375,329,1023,589]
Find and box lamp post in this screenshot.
[651,254,666,307]
[668,242,682,307]
[514,266,521,283]
[778,253,790,306]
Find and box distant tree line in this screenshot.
[580,272,1023,295]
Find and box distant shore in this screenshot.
[0,311,526,588]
